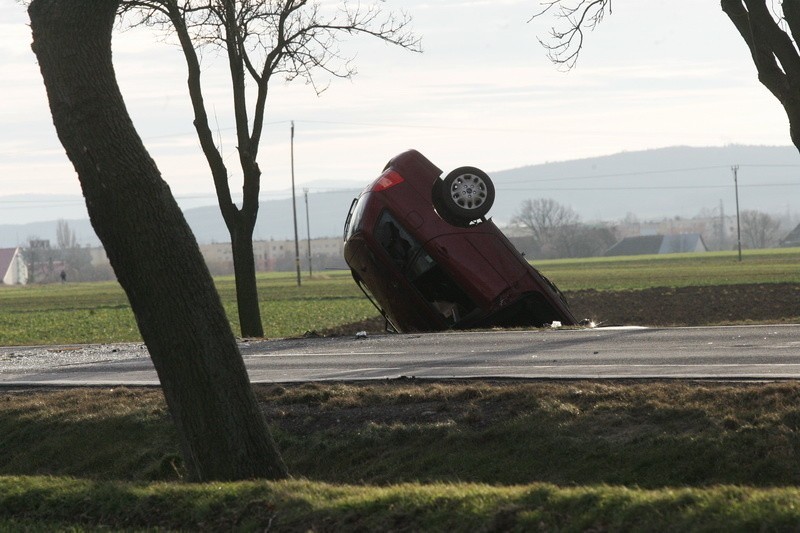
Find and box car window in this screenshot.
[376,210,476,325]
[343,193,371,241]
[406,246,437,280]
[376,211,421,271]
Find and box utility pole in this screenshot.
[291,121,301,286]
[732,165,742,262]
[304,188,312,277]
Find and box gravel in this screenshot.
[0,343,149,375]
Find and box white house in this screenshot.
[0,247,28,285]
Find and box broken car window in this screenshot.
[377,211,419,270]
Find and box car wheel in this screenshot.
[440,166,495,222]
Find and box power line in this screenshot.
[293,118,529,133]
[1,164,797,207]
[501,182,800,192]
[501,164,800,185]
[1,117,519,153]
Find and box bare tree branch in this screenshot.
[116,0,421,337]
[722,0,800,151]
[529,0,611,70]
[530,1,800,157]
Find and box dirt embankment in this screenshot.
[328,283,800,335]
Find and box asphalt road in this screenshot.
[1,324,799,386]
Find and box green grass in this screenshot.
[217,272,377,339]
[1,248,799,345]
[4,477,800,532]
[4,381,800,530]
[0,271,377,346]
[533,247,800,291]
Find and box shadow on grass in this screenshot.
[3,381,800,488]
[262,380,800,488]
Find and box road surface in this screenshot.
[1,324,799,386]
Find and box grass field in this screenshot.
[1,248,799,346]
[538,247,800,290]
[0,271,376,346]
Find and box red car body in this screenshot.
[343,150,578,332]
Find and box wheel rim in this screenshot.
[449,173,488,211]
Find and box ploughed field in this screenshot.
[332,282,800,335]
[567,282,800,327]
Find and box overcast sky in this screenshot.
[1,0,795,209]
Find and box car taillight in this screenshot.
[371,170,405,192]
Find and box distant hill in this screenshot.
[0,190,361,248]
[488,144,800,224]
[183,189,359,245]
[2,145,798,248]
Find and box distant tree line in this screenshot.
[29,209,791,280]
[511,199,793,259]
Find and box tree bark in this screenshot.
[28,0,287,481]
[231,217,264,337]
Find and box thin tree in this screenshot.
[55,219,91,280]
[531,0,800,156]
[740,209,781,248]
[56,219,77,250]
[29,0,287,481]
[511,198,580,257]
[119,0,422,337]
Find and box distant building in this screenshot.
[0,247,28,285]
[84,236,347,278]
[200,237,347,274]
[605,233,708,257]
[780,223,800,248]
[611,211,736,252]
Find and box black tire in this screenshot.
[440,166,495,222]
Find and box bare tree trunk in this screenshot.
[28,0,287,482]
[231,217,264,337]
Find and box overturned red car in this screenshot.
[343,149,578,332]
